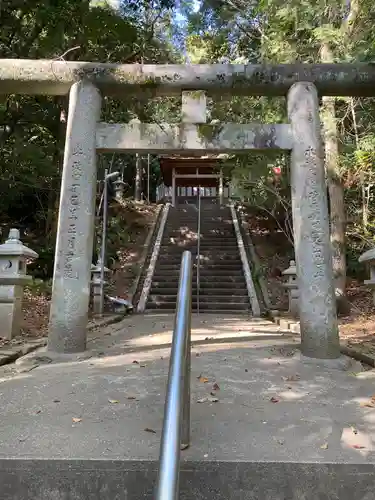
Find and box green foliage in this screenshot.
[0,0,180,278]
[183,0,375,278]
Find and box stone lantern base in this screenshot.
[0,284,24,340]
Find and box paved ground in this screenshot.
[0,314,375,464]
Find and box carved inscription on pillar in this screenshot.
[64,182,80,279]
[62,152,84,280]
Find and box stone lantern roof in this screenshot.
[282,260,296,276]
[0,229,38,259]
[359,248,375,263]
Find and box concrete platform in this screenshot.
[1,314,375,498]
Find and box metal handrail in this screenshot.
[155,251,193,500]
[196,187,201,315]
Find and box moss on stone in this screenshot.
[197,123,223,141]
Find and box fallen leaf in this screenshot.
[197,375,209,383]
[320,443,328,450]
[144,427,156,434]
[72,417,82,423]
[197,397,208,403]
[108,399,119,404]
[352,444,365,449]
[282,374,300,382]
[212,382,220,391]
[208,396,219,403]
[360,401,375,408]
[140,364,146,368]
[127,395,137,400]
[270,397,280,403]
[53,399,60,403]
[245,368,248,372]
[35,409,42,414]
[132,360,139,364]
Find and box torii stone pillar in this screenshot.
[287,82,340,359]
[48,81,101,353]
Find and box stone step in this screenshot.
[150,287,248,296]
[163,232,235,237]
[146,301,250,311]
[4,459,372,499]
[157,255,242,262]
[159,248,240,254]
[151,281,247,290]
[152,272,246,281]
[154,265,244,273]
[156,263,244,270]
[148,295,249,304]
[162,239,239,245]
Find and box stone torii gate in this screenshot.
[2,60,375,360]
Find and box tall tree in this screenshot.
[185,0,375,301]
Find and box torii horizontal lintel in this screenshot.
[0,59,375,97]
[96,122,293,153]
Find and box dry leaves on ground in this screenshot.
[360,395,375,408]
[197,396,219,403]
[282,374,300,382]
[144,427,156,434]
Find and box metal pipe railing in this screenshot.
[196,187,201,315]
[155,251,193,500]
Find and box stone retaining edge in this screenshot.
[271,312,375,367]
[0,314,123,368]
[129,204,163,305]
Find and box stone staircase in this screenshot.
[146,201,251,313]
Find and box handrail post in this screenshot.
[181,288,191,450]
[155,251,192,500]
[197,186,201,315]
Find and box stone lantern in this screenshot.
[359,248,375,304]
[91,257,111,315]
[282,259,299,318]
[113,178,126,202]
[0,228,38,339]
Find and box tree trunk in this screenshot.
[134,153,142,201]
[320,42,349,315]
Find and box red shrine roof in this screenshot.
[159,156,223,187]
